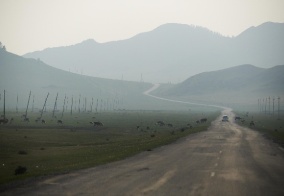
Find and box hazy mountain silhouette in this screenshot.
[154,64,284,106]
[2,49,283,110]
[0,49,151,110]
[23,22,284,83]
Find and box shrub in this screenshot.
[18,150,27,155]
[15,166,27,175]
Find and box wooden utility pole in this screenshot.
[61,95,66,118]
[71,96,73,115]
[107,98,109,111]
[40,93,49,119]
[25,91,31,118]
[268,96,271,114]
[273,97,275,116]
[278,97,281,120]
[66,97,68,111]
[78,94,81,113]
[96,99,98,113]
[85,97,87,112]
[257,99,261,113]
[262,99,265,113]
[3,90,6,120]
[16,94,18,113]
[265,98,267,114]
[52,93,58,118]
[32,95,35,113]
[90,97,93,113]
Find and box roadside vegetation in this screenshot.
[233,111,284,147]
[0,110,220,185]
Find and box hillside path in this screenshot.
[2,84,284,195]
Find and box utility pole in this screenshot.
[71,96,73,115]
[273,97,275,116]
[3,90,6,121]
[66,97,68,111]
[268,96,270,114]
[32,95,35,113]
[78,94,81,113]
[265,98,267,114]
[25,91,31,118]
[278,97,281,120]
[16,94,18,113]
[40,93,49,119]
[90,97,93,113]
[52,93,58,118]
[85,97,87,112]
[61,95,66,119]
[262,99,265,114]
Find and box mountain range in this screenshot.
[153,64,284,107]
[23,22,284,83]
[0,49,152,111]
[1,48,284,110]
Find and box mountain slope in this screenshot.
[154,64,284,106]
[23,22,284,83]
[0,49,152,110]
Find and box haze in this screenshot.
[1,0,284,55]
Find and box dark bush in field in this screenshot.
[180,128,186,132]
[14,166,27,175]
[18,150,27,155]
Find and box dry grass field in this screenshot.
[0,110,220,185]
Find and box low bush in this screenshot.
[14,166,27,175]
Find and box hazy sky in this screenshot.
[1,0,284,55]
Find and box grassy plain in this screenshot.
[234,111,284,146]
[0,110,220,185]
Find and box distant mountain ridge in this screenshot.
[23,22,284,83]
[2,49,284,109]
[0,49,151,110]
[154,64,284,106]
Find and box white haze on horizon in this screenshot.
[0,0,284,55]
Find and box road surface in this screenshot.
[2,85,284,195]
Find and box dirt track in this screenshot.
[2,108,284,195]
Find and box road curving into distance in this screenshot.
[2,84,284,195]
[143,83,228,109]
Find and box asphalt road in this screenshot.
[2,108,284,196]
[2,85,284,195]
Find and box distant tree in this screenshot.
[2,45,6,51]
[0,42,2,48]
